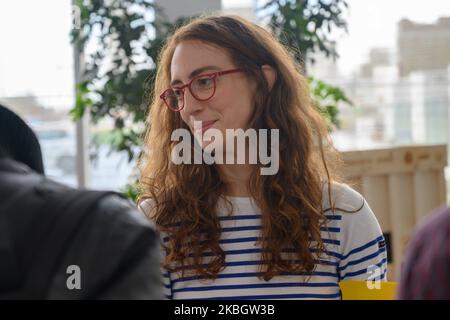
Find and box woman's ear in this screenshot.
[261,64,277,91]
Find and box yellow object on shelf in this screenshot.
[339,281,398,300]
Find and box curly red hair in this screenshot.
[139,15,344,281]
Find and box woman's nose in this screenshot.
[182,89,203,115]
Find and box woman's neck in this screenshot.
[217,163,253,197]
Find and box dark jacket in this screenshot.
[0,157,163,299]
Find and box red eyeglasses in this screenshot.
[160,68,244,111]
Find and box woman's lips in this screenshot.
[194,120,217,135]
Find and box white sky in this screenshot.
[0,0,449,99]
[0,0,74,99]
[337,0,450,76]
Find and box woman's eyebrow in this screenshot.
[170,65,221,86]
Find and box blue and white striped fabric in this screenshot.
[141,183,387,300]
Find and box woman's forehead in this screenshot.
[170,40,232,79]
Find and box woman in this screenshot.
[139,15,387,300]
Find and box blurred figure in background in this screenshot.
[398,206,450,300]
[0,104,163,299]
[0,104,44,174]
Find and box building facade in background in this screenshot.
[359,48,396,79]
[398,17,450,77]
[390,68,450,145]
[154,0,221,22]
[328,17,450,154]
[221,5,256,22]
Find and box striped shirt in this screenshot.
[140,183,387,300]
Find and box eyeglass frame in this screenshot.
[159,68,244,112]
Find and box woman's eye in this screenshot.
[196,77,213,88]
[173,89,183,99]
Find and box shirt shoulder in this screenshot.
[322,182,387,281]
[138,198,157,220]
[322,182,384,253]
[322,182,365,212]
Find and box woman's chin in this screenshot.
[203,140,224,152]
[195,139,224,159]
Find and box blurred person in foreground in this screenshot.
[0,104,163,299]
[398,206,450,300]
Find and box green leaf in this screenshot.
[307,76,353,130]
